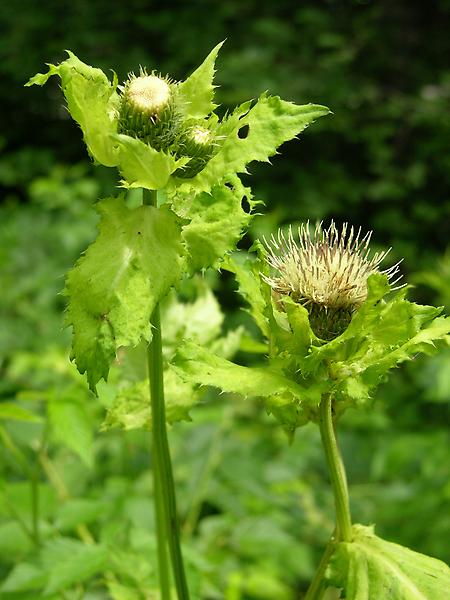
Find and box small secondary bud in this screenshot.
[174,124,216,179]
[118,72,181,151]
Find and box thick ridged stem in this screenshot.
[144,189,190,600]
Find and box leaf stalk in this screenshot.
[318,394,352,542]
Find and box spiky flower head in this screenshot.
[117,70,182,151]
[174,123,217,179]
[263,221,402,340]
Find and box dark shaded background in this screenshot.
[2,0,450,265]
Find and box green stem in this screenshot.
[319,394,352,542]
[144,188,190,600]
[304,532,336,600]
[153,442,172,600]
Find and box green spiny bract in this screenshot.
[173,123,217,179]
[117,70,182,151]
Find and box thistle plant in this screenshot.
[174,222,450,598]
[27,44,329,598]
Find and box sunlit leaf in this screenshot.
[223,251,271,339]
[175,176,252,271]
[302,274,450,408]
[26,52,119,167]
[178,41,224,119]
[327,524,450,599]
[65,196,184,390]
[173,340,304,399]
[55,498,110,531]
[1,563,47,593]
[111,133,186,190]
[174,95,330,194]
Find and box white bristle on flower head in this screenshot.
[126,74,171,115]
[263,221,402,311]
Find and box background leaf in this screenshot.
[41,537,109,595]
[102,285,243,430]
[48,396,93,467]
[0,402,42,423]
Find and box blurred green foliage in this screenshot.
[0,1,449,598]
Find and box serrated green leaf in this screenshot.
[172,339,319,433]
[26,52,119,167]
[0,402,42,422]
[303,274,450,407]
[211,264,450,429]
[26,52,187,188]
[48,398,93,467]
[111,133,186,190]
[326,524,450,599]
[101,367,196,431]
[65,196,184,390]
[41,537,109,595]
[223,251,271,339]
[172,340,304,400]
[175,95,330,193]
[102,284,244,431]
[178,41,224,119]
[175,176,252,271]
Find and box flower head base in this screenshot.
[118,70,182,151]
[263,221,402,340]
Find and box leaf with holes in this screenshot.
[172,94,330,194]
[173,176,253,271]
